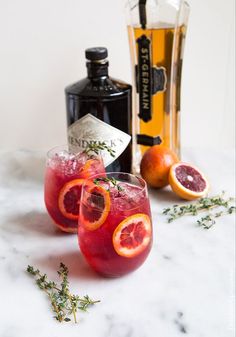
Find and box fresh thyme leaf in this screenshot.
[26,263,100,323]
[228,206,236,214]
[197,215,216,229]
[163,192,235,229]
[93,177,124,192]
[83,142,116,158]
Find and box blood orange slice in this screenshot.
[169,162,209,200]
[79,158,104,179]
[112,214,152,258]
[58,179,84,220]
[80,185,110,231]
[78,159,95,179]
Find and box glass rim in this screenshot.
[46,144,69,159]
[82,171,148,201]
[46,144,102,159]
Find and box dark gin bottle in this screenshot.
[65,47,132,173]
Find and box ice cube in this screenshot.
[112,182,145,212]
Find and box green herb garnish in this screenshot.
[83,142,115,158]
[27,263,100,323]
[163,192,235,229]
[93,177,124,192]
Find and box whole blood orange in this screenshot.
[140,145,179,188]
[169,162,209,200]
[112,214,152,258]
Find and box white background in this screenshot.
[0,0,235,151]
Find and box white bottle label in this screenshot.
[68,113,131,167]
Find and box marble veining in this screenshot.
[0,149,235,337]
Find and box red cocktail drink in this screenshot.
[44,146,105,233]
[78,173,153,277]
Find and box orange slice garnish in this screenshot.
[58,179,85,220]
[112,214,152,258]
[79,159,102,179]
[169,162,210,200]
[80,184,110,231]
[78,159,94,178]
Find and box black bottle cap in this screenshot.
[85,47,108,61]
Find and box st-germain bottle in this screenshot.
[65,47,132,173]
[126,0,190,173]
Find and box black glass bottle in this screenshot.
[65,47,132,173]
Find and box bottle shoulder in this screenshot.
[65,78,90,95]
[65,76,132,98]
[111,77,132,91]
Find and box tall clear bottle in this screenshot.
[126,0,190,173]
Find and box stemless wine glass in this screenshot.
[78,172,153,277]
[44,145,105,233]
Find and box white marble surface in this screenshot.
[0,148,235,337]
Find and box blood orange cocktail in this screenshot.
[78,173,153,277]
[44,146,105,233]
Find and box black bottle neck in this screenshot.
[86,60,109,79]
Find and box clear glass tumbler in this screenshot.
[78,172,153,277]
[44,145,105,233]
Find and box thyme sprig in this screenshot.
[197,206,236,229]
[83,142,115,158]
[93,177,124,192]
[163,192,235,229]
[26,263,100,323]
